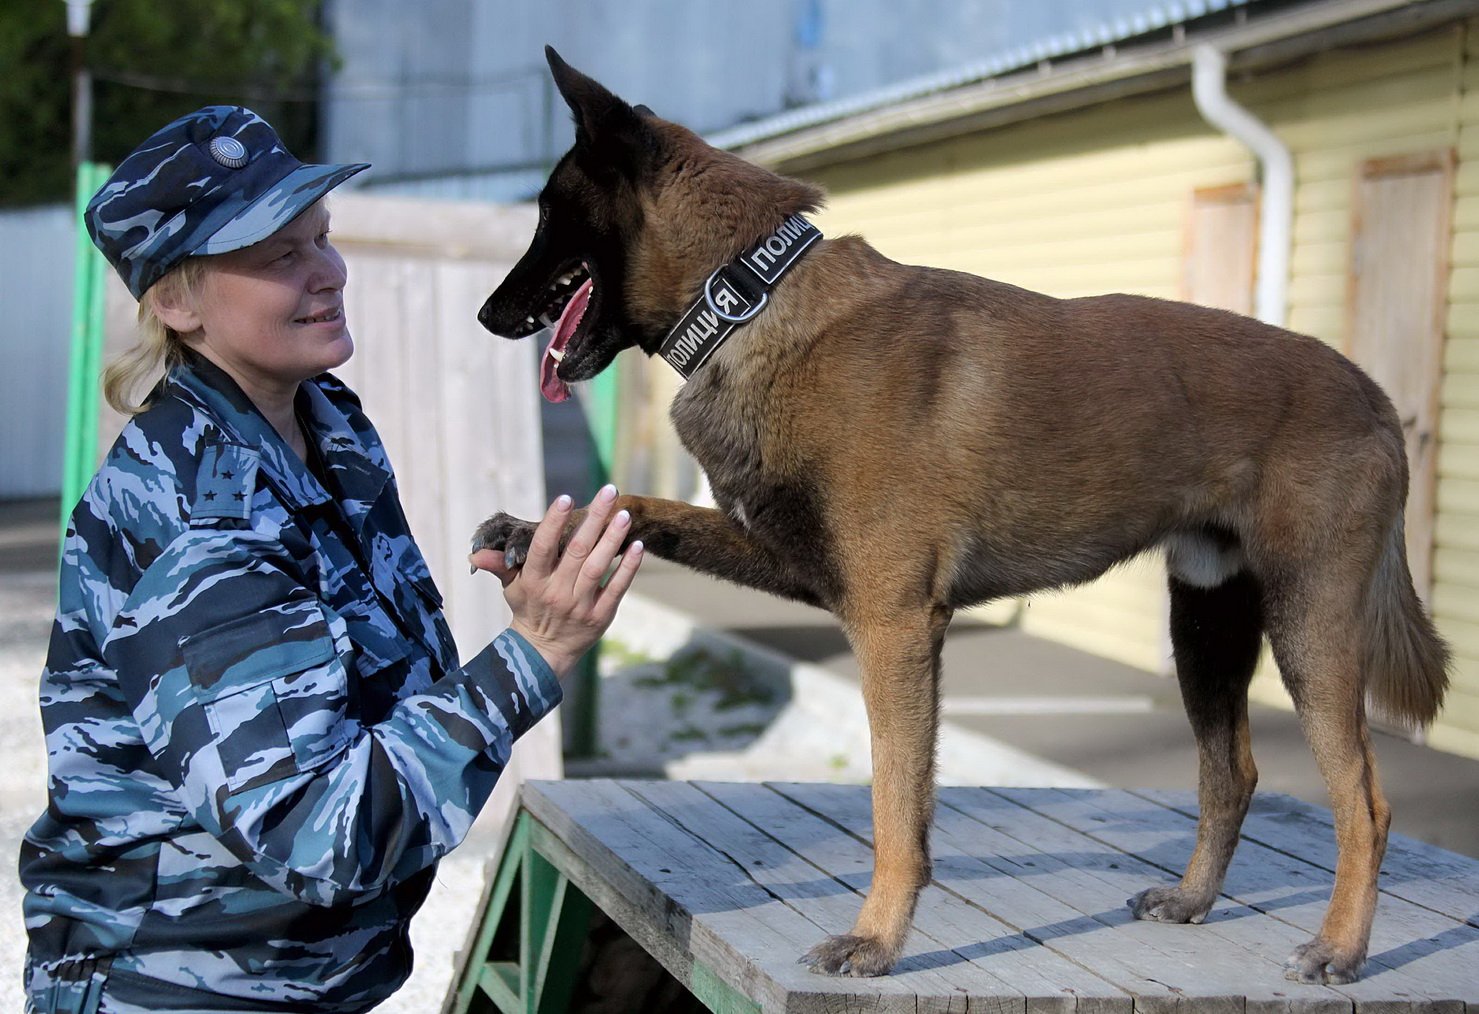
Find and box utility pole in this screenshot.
[65,0,95,172]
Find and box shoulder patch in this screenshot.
[191,443,260,523]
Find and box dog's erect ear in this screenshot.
[545,46,655,159]
[547,46,617,136]
[545,46,661,183]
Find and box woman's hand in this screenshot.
[469,485,643,679]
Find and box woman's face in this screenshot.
[184,202,353,389]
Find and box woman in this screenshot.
[20,106,641,1013]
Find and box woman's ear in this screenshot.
[148,277,204,336]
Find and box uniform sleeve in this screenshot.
[100,526,562,908]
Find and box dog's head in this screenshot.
[478,47,824,402]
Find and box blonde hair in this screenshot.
[102,258,210,415]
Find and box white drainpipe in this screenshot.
[1191,45,1293,328]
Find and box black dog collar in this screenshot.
[659,214,821,378]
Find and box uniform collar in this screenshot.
[166,349,389,517]
[296,380,393,529]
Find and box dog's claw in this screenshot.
[1128,885,1212,925]
[801,934,897,978]
[1284,937,1363,984]
[471,511,538,571]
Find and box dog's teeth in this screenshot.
[539,312,555,328]
[525,315,535,325]
[549,348,564,363]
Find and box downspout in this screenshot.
[1192,45,1293,328]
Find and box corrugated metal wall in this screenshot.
[0,206,73,500]
[799,21,1479,757]
[321,0,1211,202]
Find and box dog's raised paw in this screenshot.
[471,512,537,570]
[800,934,897,978]
[1128,885,1212,924]
[1284,937,1363,984]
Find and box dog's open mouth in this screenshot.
[532,262,593,403]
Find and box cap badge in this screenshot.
[209,136,249,169]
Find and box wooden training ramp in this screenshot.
[446,780,1479,1013]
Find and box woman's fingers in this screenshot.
[521,495,574,578]
[555,484,618,577]
[574,508,632,602]
[469,548,515,585]
[594,540,644,619]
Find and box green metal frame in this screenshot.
[61,161,113,537]
[448,809,761,1014]
[448,812,594,1014]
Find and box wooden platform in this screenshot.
[463,780,1479,1013]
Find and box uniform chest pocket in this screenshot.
[181,597,350,794]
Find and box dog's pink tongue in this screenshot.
[540,279,593,403]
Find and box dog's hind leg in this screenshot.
[1265,565,1389,984]
[1130,569,1263,924]
[802,601,949,977]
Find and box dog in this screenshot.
[473,46,1450,984]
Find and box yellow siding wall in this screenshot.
[1433,23,1479,757]
[810,90,1252,674]
[801,22,1479,756]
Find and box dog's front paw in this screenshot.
[1284,936,1365,984]
[799,934,899,977]
[471,512,538,570]
[1128,885,1213,924]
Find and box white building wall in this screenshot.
[0,206,73,500]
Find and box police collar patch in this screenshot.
[659,214,821,379]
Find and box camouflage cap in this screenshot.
[85,106,370,299]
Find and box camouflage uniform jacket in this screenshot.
[20,351,561,1013]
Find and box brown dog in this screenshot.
[474,47,1450,984]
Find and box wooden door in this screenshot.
[1182,183,1258,315]
[1347,152,1453,601]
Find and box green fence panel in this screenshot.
[61,161,112,538]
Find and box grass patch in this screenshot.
[628,646,776,711]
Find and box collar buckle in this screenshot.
[704,265,768,324]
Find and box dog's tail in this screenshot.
[1364,517,1450,726]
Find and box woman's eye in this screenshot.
[316,231,331,248]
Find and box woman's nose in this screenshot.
[310,242,348,291]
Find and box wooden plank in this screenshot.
[330,193,537,260]
[525,780,934,1013]
[623,779,1002,1013]
[687,779,1131,1014]
[1135,790,1479,930]
[1018,788,1477,1010]
[932,786,1360,1013]
[768,782,1215,1014]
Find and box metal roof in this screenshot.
[707,0,1259,150]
